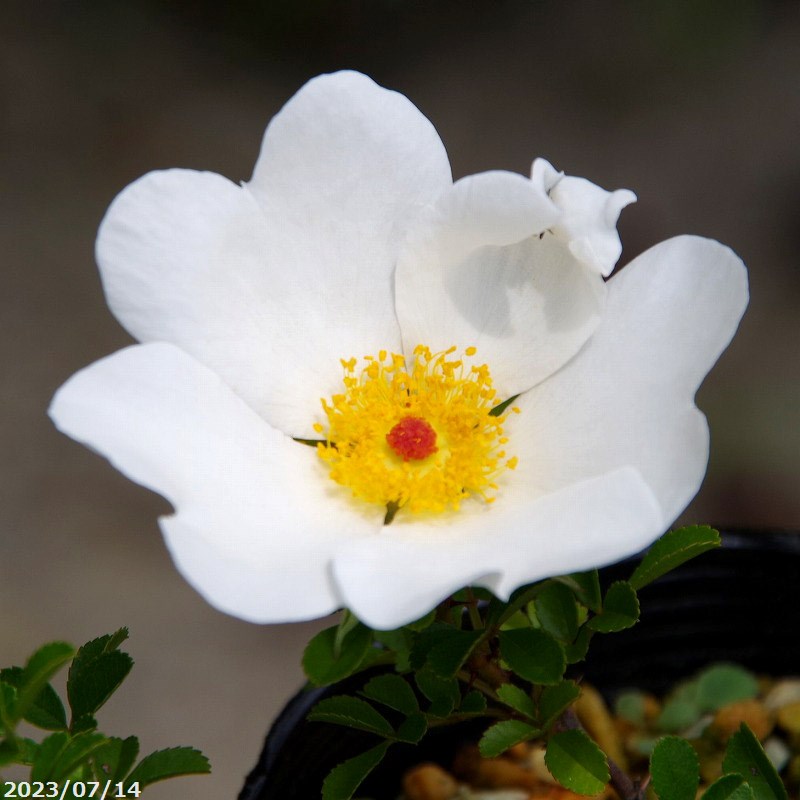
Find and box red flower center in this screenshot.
[386,416,438,462]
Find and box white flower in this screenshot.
[49,71,748,631]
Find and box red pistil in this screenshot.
[386,416,438,461]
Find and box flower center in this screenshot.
[386,416,438,461]
[313,345,518,520]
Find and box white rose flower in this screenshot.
[50,71,748,630]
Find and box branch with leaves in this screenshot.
[0,629,210,795]
[301,526,788,800]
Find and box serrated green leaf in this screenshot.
[70,630,128,676]
[302,623,373,687]
[587,581,639,633]
[539,681,581,729]
[630,526,721,591]
[49,731,109,781]
[496,684,536,719]
[651,736,700,800]
[479,720,540,758]
[321,741,390,800]
[396,712,427,744]
[14,642,74,724]
[308,695,395,737]
[534,582,580,643]
[1,668,66,731]
[565,627,593,664]
[124,746,210,790]
[93,736,140,783]
[554,571,602,613]
[0,737,38,768]
[499,628,566,685]
[696,664,759,712]
[67,650,133,722]
[545,729,609,794]
[360,674,418,715]
[426,629,483,677]
[415,669,459,717]
[722,724,787,800]
[702,774,756,800]
[460,690,487,714]
[30,731,69,781]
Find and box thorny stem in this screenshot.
[560,707,646,800]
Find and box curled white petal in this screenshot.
[396,170,606,396]
[532,157,636,276]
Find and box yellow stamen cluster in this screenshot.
[314,345,519,518]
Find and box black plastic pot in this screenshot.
[239,530,800,800]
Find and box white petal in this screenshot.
[49,343,382,623]
[531,157,636,277]
[333,468,662,630]
[516,235,749,525]
[97,71,452,438]
[396,170,605,396]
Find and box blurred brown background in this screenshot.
[2,1,799,798]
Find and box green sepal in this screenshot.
[479,720,540,758]
[722,723,787,800]
[629,526,721,591]
[498,628,566,685]
[544,729,610,795]
[124,747,211,791]
[586,581,639,633]
[650,735,700,800]
[302,623,373,686]
[321,741,391,800]
[308,695,395,737]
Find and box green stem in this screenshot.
[465,588,483,630]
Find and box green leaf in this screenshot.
[657,697,702,733]
[14,642,74,724]
[396,713,427,744]
[333,611,361,658]
[360,674,418,716]
[404,609,437,632]
[67,650,133,723]
[479,720,540,758]
[459,690,487,714]
[425,629,483,677]
[539,681,581,729]
[30,731,69,782]
[499,628,566,685]
[496,684,536,719]
[650,736,700,800]
[93,736,140,783]
[124,746,210,790]
[545,729,610,794]
[0,737,38,768]
[321,741,390,800]
[0,681,17,732]
[534,582,580,643]
[615,690,648,725]
[414,669,460,717]
[565,627,593,664]
[587,581,639,633]
[308,695,395,737]
[629,526,721,591]
[554,571,602,613]
[722,723,787,800]
[696,664,759,712]
[302,623,373,686]
[48,731,108,781]
[0,668,66,731]
[702,774,756,800]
